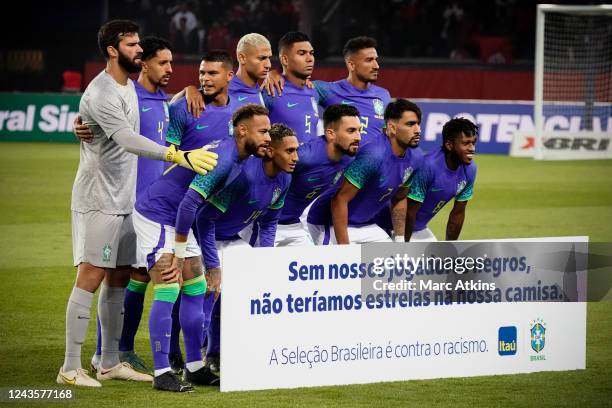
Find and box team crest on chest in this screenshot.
[456,180,467,195]
[228,120,234,136]
[163,101,170,121]
[332,171,343,184]
[271,186,282,205]
[310,96,319,115]
[402,166,414,185]
[373,98,385,116]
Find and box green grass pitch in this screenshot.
[0,143,610,407]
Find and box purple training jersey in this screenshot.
[229,75,265,107]
[407,148,477,232]
[263,76,320,142]
[314,79,390,144]
[135,138,240,226]
[308,132,424,227]
[279,135,353,225]
[196,157,291,268]
[134,82,169,199]
[165,94,235,150]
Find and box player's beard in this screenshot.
[247,140,268,158]
[118,50,142,74]
[335,141,359,157]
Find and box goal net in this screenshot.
[534,4,612,160]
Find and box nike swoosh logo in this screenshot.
[431,187,444,192]
[196,124,209,130]
[58,373,77,385]
[287,102,298,108]
[307,177,320,182]
[341,100,354,105]
[165,333,171,338]
[141,107,152,112]
[248,199,259,204]
[238,96,248,101]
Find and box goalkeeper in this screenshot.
[60,19,217,387]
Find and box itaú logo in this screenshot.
[498,326,517,356]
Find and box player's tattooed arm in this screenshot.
[446,200,467,240]
[390,189,408,241]
[72,115,94,143]
[331,180,360,245]
[171,85,204,117]
[404,198,422,242]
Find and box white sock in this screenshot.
[186,360,204,372]
[154,367,172,377]
[98,284,125,369]
[63,287,94,372]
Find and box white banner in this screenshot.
[511,131,612,160]
[220,240,587,392]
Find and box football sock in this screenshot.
[180,275,206,365]
[63,286,94,372]
[206,295,221,356]
[119,279,147,352]
[98,284,125,369]
[149,283,179,372]
[201,292,215,345]
[95,315,101,357]
[169,295,182,355]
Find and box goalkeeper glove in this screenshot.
[165,144,218,175]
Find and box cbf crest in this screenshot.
[530,319,546,353]
[332,171,343,184]
[271,186,282,205]
[373,98,385,116]
[310,96,319,116]
[228,120,234,136]
[456,179,467,195]
[402,166,414,185]
[163,101,170,121]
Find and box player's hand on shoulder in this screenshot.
[73,115,93,143]
[185,85,204,118]
[261,70,284,96]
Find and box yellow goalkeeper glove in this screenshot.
[165,145,218,175]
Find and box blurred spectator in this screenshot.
[207,21,230,52]
[170,1,198,33]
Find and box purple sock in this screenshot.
[149,299,174,371]
[206,295,221,356]
[95,315,101,356]
[201,293,215,348]
[119,286,146,352]
[179,293,204,364]
[169,295,182,355]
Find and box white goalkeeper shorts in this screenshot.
[307,223,392,245]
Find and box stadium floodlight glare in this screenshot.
[534,4,612,160]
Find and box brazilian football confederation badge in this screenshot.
[456,179,467,195]
[271,187,282,206]
[402,166,414,185]
[373,98,385,116]
[310,96,319,116]
[102,244,112,263]
[529,318,547,361]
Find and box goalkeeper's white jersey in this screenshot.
[71,70,140,215]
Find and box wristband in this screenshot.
[174,241,187,259]
[393,235,405,243]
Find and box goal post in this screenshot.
[534,4,612,160]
